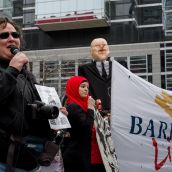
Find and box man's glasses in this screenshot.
[0,32,20,39]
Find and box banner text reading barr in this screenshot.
[111,60,172,172]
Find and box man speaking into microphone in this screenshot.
[0,17,67,172]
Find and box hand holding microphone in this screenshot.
[9,46,29,71]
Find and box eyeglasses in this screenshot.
[0,32,20,39]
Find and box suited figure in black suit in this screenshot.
[78,38,112,115]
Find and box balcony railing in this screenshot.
[35,0,110,31]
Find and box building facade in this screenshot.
[0,0,172,97]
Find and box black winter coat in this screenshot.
[0,59,52,169]
[63,103,94,172]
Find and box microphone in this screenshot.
[10,46,20,55]
[10,46,27,70]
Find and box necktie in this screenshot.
[101,62,107,79]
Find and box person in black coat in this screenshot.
[63,76,96,172]
[78,38,112,114]
[78,38,127,115]
[0,17,67,171]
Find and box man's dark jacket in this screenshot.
[78,60,112,111]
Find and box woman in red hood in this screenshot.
[63,76,105,172]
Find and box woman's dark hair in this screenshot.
[0,17,23,43]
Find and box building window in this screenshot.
[13,0,23,17]
[13,18,23,28]
[23,9,35,27]
[161,75,166,89]
[0,0,13,18]
[23,0,35,7]
[129,55,152,83]
[40,60,60,94]
[160,50,165,72]
[165,0,172,10]
[166,74,172,90]
[142,27,163,42]
[1,0,12,8]
[130,55,147,73]
[148,75,152,83]
[40,61,59,79]
[110,1,132,20]
[114,55,152,83]
[114,57,128,68]
[165,12,172,31]
[136,0,161,4]
[61,60,75,78]
[136,6,162,25]
[147,54,152,73]
[161,48,172,90]
[166,50,172,72]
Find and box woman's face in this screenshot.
[79,81,89,98]
[0,23,20,61]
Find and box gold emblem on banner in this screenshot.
[155,91,172,117]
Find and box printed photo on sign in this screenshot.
[35,84,71,130]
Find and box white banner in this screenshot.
[111,60,172,172]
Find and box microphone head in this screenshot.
[10,46,20,55]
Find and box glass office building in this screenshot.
[0,0,172,96]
